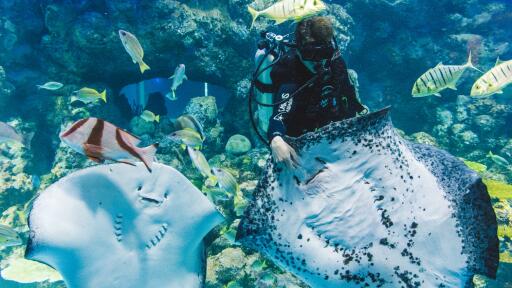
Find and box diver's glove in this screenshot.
[270,136,300,169]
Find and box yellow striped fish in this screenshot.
[471,58,512,97]
[412,52,480,98]
[247,0,327,29]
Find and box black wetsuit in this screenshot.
[265,49,365,141]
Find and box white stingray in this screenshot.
[26,162,224,288]
[237,108,498,287]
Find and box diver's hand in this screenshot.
[271,136,300,169]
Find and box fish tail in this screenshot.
[139,60,151,74]
[248,6,259,29]
[22,131,35,149]
[139,143,159,172]
[206,175,218,187]
[466,51,483,73]
[101,90,107,103]
[155,115,160,123]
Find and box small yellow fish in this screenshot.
[140,110,160,123]
[248,0,327,29]
[70,87,107,104]
[119,30,150,74]
[169,128,203,150]
[175,114,205,140]
[187,147,217,185]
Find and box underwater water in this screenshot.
[0,0,511,287]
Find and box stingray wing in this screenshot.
[26,163,223,288]
[237,108,498,288]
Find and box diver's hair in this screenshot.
[295,16,334,47]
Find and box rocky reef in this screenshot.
[0,0,511,287]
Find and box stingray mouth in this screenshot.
[145,223,169,250]
[138,196,162,206]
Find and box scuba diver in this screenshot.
[252,16,367,168]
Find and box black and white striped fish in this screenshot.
[412,52,480,97]
[471,58,512,97]
[60,118,158,172]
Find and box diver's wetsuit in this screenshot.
[266,49,365,141]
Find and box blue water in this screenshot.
[0,0,510,287]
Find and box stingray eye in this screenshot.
[137,185,142,191]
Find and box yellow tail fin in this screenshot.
[155,115,160,123]
[247,6,259,29]
[100,90,107,103]
[139,60,151,74]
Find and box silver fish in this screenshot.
[0,121,33,148]
[119,30,150,74]
[37,82,64,91]
[412,52,479,97]
[167,64,187,101]
[471,58,512,97]
[211,167,239,195]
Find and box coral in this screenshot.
[225,134,252,155]
[185,96,219,128]
[129,116,157,136]
[410,132,438,147]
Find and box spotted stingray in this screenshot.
[237,108,498,287]
[26,163,224,288]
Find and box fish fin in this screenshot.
[155,115,160,123]
[101,90,107,103]
[466,50,483,72]
[184,74,188,80]
[181,144,187,150]
[447,84,458,90]
[247,6,259,29]
[169,74,175,79]
[274,18,287,25]
[205,176,218,187]
[83,144,106,159]
[433,93,442,97]
[36,85,42,89]
[496,90,504,94]
[114,159,137,166]
[22,132,35,150]
[435,62,443,67]
[87,156,104,163]
[172,90,177,100]
[138,143,159,172]
[139,61,150,74]
[70,96,79,103]
[495,57,504,66]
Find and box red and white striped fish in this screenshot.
[60,118,158,172]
